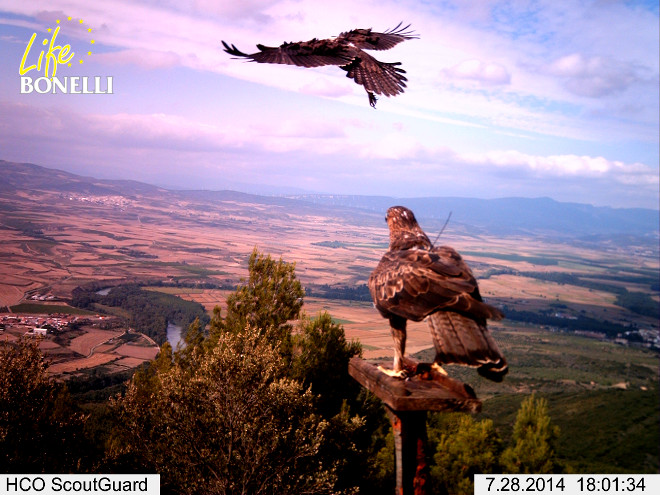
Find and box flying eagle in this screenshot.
[368,206,508,381]
[222,23,418,107]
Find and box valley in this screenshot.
[1,159,658,473]
[1,160,658,364]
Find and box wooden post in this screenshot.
[387,408,429,495]
[349,357,481,495]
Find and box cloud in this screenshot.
[94,48,183,70]
[441,59,511,85]
[0,32,28,44]
[85,112,235,150]
[0,0,657,208]
[358,132,426,160]
[299,77,353,98]
[0,100,351,157]
[249,118,348,153]
[548,53,641,98]
[459,149,658,186]
[142,0,279,22]
[0,101,236,151]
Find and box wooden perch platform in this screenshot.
[349,357,482,494]
[348,357,481,413]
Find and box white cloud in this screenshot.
[94,49,182,70]
[85,112,235,150]
[299,77,353,98]
[357,131,425,160]
[249,118,348,153]
[441,59,511,85]
[459,149,658,186]
[0,101,236,151]
[548,53,641,97]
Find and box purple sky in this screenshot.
[1,0,658,208]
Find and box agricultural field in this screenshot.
[1,165,658,372]
[1,164,657,341]
[0,314,159,378]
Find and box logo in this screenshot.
[19,16,113,94]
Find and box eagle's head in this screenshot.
[386,206,432,251]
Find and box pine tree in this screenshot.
[430,413,502,495]
[208,248,304,356]
[501,394,562,474]
[108,326,338,494]
[291,311,362,416]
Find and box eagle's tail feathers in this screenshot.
[428,311,508,382]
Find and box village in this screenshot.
[0,312,111,336]
[0,311,159,377]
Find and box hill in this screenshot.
[3,160,658,240]
[288,194,659,238]
[1,159,657,333]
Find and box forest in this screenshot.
[71,283,210,344]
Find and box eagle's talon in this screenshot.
[377,365,408,379]
[432,362,448,376]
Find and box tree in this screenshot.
[108,326,339,494]
[430,412,502,495]
[107,249,371,494]
[212,248,304,346]
[291,312,362,417]
[290,312,369,493]
[501,394,562,474]
[369,425,396,493]
[0,338,86,472]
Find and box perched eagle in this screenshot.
[368,206,508,381]
[222,23,418,107]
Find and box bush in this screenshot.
[0,338,86,472]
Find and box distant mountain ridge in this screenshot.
[2,159,658,238]
[288,194,659,236]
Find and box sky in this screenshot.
[0,0,658,209]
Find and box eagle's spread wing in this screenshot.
[341,52,408,100]
[222,24,417,107]
[338,22,419,51]
[222,39,351,67]
[369,206,508,381]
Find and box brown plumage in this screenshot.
[368,206,508,381]
[222,23,418,107]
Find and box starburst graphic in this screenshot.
[52,16,95,68]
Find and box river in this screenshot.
[167,322,184,349]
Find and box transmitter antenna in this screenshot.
[432,211,452,246]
